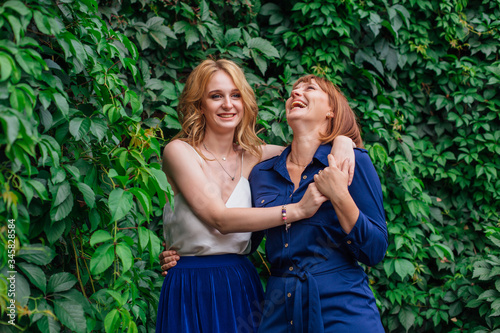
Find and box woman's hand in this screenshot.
[314,154,350,203]
[296,183,328,219]
[331,135,355,185]
[314,154,359,234]
[159,244,180,277]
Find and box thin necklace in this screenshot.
[203,143,237,181]
[288,154,309,168]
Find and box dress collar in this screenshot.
[260,143,333,174]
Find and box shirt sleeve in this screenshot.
[341,150,388,266]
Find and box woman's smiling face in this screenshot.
[286,79,331,123]
[201,70,244,133]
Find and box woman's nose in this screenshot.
[222,96,233,109]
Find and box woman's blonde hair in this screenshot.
[292,75,364,148]
[173,59,263,158]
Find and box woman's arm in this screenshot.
[314,152,388,266]
[260,135,355,184]
[331,135,356,185]
[163,140,327,234]
[314,155,358,233]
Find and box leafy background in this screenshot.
[0,0,499,332]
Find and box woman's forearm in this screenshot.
[330,192,359,234]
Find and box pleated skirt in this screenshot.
[156,254,264,333]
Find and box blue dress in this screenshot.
[249,144,388,332]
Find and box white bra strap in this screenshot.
[240,150,244,177]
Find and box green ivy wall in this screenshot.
[0,0,499,332]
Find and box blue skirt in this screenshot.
[156,254,264,333]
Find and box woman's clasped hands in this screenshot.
[314,154,351,204]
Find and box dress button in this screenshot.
[290,320,293,325]
[302,175,307,180]
[261,199,265,203]
[289,266,293,271]
[347,240,352,244]
[287,292,291,298]
[284,243,289,248]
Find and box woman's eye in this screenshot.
[211,94,222,99]
[232,93,241,98]
[307,86,315,90]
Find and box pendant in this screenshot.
[231,177,234,181]
[222,157,226,161]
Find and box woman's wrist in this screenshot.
[287,203,304,222]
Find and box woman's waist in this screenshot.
[169,254,252,268]
[269,253,357,276]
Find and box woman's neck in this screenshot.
[202,131,236,157]
[289,133,322,166]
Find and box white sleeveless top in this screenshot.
[162,143,252,256]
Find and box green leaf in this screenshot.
[108,188,134,222]
[0,113,19,144]
[149,31,167,48]
[89,208,101,232]
[225,28,241,45]
[383,258,395,278]
[64,165,81,180]
[37,303,60,333]
[52,92,69,117]
[52,181,71,206]
[50,192,73,221]
[398,306,415,332]
[69,117,91,141]
[0,52,14,82]
[251,50,267,75]
[137,226,150,252]
[17,262,46,294]
[433,243,455,261]
[33,10,51,35]
[129,187,152,220]
[44,218,66,244]
[6,14,22,43]
[271,122,287,143]
[90,230,113,247]
[116,242,133,273]
[77,182,95,208]
[53,297,86,333]
[14,273,30,307]
[47,272,77,293]
[3,1,31,16]
[185,26,199,48]
[51,166,66,185]
[394,259,415,280]
[69,36,88,66]
[17,244,56,265]
[247,37,280,58]
[90,118,107,141]
[89,243,114,275]
[149,167,171,193]
[200,0,210,21]
[104,309,120,333]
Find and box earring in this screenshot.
[326,112,332,117]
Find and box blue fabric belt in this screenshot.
[271,260,353,333]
